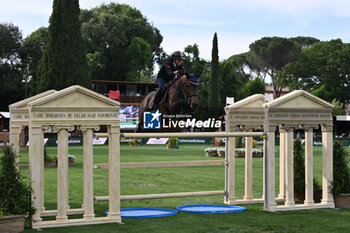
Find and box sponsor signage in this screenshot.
[146,138,169,145]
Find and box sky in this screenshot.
[1,0,350,60]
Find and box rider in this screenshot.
[148,51,185,110]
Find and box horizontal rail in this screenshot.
[95,132,265,138]
[41,208,84,217]
[95,160,225,169]
[95,190,225,202]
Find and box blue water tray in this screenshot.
[105,207,178,219]
[176,204,246,214]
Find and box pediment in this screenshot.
[265,90,333,110]
[9,90,56,110]
[29,85,119,109]
[225,94,265,113]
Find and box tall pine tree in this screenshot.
[36,0,89,93]
[209,33,219,118]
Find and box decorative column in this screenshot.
[304,125,318,206]
[224,123,236,204]
[285,125,297,207]
[40,126,50,213]
[9,125,21,167]
[29,123,43,223]
[278,126,286,199]
[107,124,121,221]
[80,125,100,220]
[264,124,277,210]
[54,125,74,222]
[244,127,253,201]
[321,124,334,206]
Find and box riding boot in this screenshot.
[148,89,162,111]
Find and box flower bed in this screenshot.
[217,148,225,157]
[204,148,218,157]
[235,148,263,158]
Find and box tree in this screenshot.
[86,51,101,80]
[36,0,89,93]
[0,23,24,110]
[242,77,266,97]
[126,37,153,81]
[331,99,345,116]
[80,3,163,81]
[290,36,320,49]
[226,52,252,83]
[208,33,220,118]
[219,59,244,107]
[195,71,210,120]
[248,37,301,97]
[281,39,350,103]
[183,44,207,74]
[20,27,48,96]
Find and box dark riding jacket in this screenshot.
[157,60,184,81]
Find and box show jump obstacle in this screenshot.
[9,85,334,229]
[10,86,122,228]
[225,91,334,211]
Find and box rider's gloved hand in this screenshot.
[174,70,179,79]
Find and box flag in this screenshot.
[109,90,120,100]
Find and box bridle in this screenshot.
[170,75,199,106]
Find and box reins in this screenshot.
[169,76,199,105]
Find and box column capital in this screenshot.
[240,125,253,132]
[321,124,333,132]
[41,125,51,132]
[53,125,75,132]
[10,125,22,134]
[108,124,120,134]
[265,125,276,132]
[279,125,286,133]
[79,125,100,132]
[300,124,319,131]
[279,124,298,131]
[30,124,44,135]
[225,125,235,132]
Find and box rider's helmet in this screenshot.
[172,51,184,60]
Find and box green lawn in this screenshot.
[12,144,350,232]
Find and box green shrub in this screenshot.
[253,139,259,148]
[167,138,178,146]
[294,138,306,195]
[209,138,215,145]
[294,138,322,196]
[44,147,56,162]
[129,138,140,145]
[236,136,244,148]
[0,146,33,216]
[332,141,350,194]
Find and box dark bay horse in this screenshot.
[137,73,200,132]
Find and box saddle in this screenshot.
[158,79,175,105]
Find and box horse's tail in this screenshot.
[136,122,143,132]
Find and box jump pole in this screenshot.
[95,132,264,138]
[93,131,265,203]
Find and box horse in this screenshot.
[137,73,200,132]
